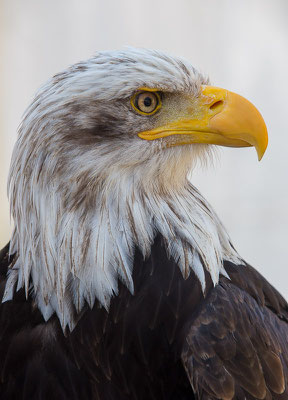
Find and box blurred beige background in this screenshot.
[0,0,287,296]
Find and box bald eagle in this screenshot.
[0,48,287,400]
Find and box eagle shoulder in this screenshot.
[182,261,288,400]
[0,244,91,400]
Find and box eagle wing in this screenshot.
[182,261,288,399]
[0,244,92,400]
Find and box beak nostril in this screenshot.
[210,100,224,111]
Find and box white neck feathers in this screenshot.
[4,172,242,330]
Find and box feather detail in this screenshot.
[7,176,242,329]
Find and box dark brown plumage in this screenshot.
[1,237,288,399]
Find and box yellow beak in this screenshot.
[138,85,268,161]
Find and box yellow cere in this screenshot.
[137,85,268,161]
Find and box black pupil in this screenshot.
[144,97,152,107]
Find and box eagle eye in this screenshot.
[131,91,161,115]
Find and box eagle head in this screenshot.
[6,48,268,329]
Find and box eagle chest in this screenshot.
[67,238,206,399]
